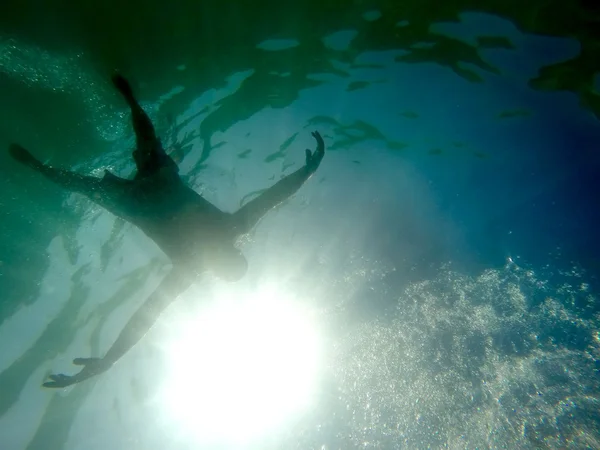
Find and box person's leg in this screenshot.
[112,74,157,154]
[9,144,132,215]
[111,74,177,178]
[9,144,103,192]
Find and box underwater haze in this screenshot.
[1,1,600,449]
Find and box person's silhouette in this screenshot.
[9,74,326,387]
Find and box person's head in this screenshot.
[209,246,248,282]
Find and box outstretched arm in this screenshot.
[43,269,193,388]
[231,131,325,236]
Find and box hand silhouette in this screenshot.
[305,131,325,174]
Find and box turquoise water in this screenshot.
[1,5,599,450]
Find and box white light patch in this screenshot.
[158,284,321,445]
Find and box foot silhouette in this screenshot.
[9,144,42,169]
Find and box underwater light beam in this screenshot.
[158,283,322,444]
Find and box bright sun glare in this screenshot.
[158,283,322,444]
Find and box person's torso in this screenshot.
[124,171,233,267]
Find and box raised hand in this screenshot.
[43,357,109,389]
[305,131,325,174]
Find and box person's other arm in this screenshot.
[231,131,325,235]
[43,269,192,388]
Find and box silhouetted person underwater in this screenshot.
[9,74,325,388]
